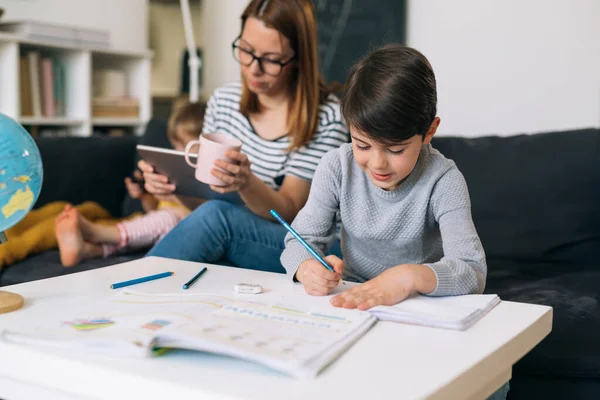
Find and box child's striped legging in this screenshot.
[102,208,185,257]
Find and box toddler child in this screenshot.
[55,101,205,266]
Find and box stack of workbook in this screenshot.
[371,293,501,330]
[92,97,139,118]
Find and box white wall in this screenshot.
[0,0,148,52]
[407,0,600,137]
[173,0,600,136]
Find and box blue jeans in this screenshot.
[147,200,342,273]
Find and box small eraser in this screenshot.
[234,283,263,294]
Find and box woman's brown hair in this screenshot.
[239,0,334,150]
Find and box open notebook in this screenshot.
[0,292,375,380]
[0,292,499,378]
[369,294,501,330]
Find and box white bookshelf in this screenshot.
[0,32,152,136]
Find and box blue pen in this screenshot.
[182,267,208,290]
[270,209,345,284]
[110,272,173,289]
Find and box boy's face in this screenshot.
[350,117,440,191]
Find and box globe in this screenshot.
[0,113,43,243]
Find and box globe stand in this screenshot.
[0,233,25,314]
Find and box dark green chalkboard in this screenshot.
[315,0,407,85]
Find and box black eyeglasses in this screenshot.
[231,37,296,77]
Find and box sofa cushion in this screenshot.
[433,128,600,268]
[486,260,600,379]
[34,136,138,218]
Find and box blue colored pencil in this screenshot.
[182,267,208,290]
[110,272,174,289]
[270,209,345,285]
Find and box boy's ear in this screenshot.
[422,117,440,145]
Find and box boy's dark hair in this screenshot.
[341,44,437,143]
[167,100,206,143]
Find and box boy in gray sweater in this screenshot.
[280,44,487,311]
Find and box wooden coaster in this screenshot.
[0,291,24,314]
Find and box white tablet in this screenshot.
[136,144,244,205]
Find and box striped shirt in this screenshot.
[202,81,350,190]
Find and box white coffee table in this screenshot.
[0,257,552,400]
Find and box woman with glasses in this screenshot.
[139,0,349,273]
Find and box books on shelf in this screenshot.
[41,58,56,117]
[92,69,138,118]
[26,52,41,117]
[53,59,66,117]
[19,51,65,118]
[20,58,137,119]
[18,57,32,116]
[93,97,139,118]
[0,20,110,48]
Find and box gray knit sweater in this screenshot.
[280,143,487,296]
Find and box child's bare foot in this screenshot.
[55,206,102,267]
[59,204,101,242]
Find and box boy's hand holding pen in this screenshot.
[296,256,345,296]
[270,209,345,296]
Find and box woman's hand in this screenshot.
[138,160,176,196]
[210,150,252,194]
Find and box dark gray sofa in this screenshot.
[433,128,600,399]
[1,125,599,400]
[0,119,172,285]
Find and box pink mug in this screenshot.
[184,133,243,186]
